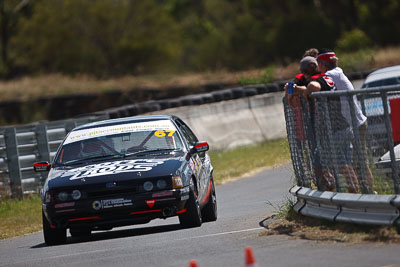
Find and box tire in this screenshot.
[211,91,223,102]
[267,83,279,92]
[201,178,217,222]
[70,228,91,238]
[179,179,202,228]
[202,93,214,104]
[231,87,245,99]
[244,88,257,97]
[255,85,267,95]
[42,210,66,245]
[169,99,182,108]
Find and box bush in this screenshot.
[336,29,372,52]
[239,66,275,85]
[338,49,375,73]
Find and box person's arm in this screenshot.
[294,85,306,95]
[304,81,321,100]
[283,83,289,100]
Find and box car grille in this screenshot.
[87,187,137,198]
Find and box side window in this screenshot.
[175,119,198,145]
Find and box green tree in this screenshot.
[0,0,31,78]
[13,0,181,76]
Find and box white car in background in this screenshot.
[361,65,400,89]
[361,66,400,167]
[361,65,400,117]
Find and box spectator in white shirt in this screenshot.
[316,49,374,193]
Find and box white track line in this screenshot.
[176,227,263,241]
[11,227,264,265]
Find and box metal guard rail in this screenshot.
[285,83,400,227]
[290,186,400,227]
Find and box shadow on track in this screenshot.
[31,223,183,248]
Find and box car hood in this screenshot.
[47,156,184,188]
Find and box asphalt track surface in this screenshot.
[1,164,400,267]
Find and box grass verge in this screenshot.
[0,138,291,240]
[262,197,400,244]
[209,138,290,185]
[0,195,42,240]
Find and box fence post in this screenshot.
[348,95,369,193]
[35,124,50,162]
[65,121,76,133]
[35,124,50,184]
[4,127,22,199]
[381,91,399,194]
[319,96,342,192]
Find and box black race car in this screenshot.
[34,115,217,245]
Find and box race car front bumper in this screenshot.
[43,187,190,230]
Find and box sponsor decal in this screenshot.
[64,120,177,145]
[189,159,195,172]
[56,209,75,213]
[180,187,190,193]
[61,159,165,181]
[323,76,335,88]
[92,198,133,210]
[92,200,102,210]
[152,191,173,198]
[181,195,189,201]
[155,198,176,202]
[55,202,75,209]
[146,200,156,208]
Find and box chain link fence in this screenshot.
[284,84,400,195]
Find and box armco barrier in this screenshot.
[0,115,108,197]
[0,88,286,197]
[291,186,400,226]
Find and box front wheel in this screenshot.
[179,179,202,228]
[201,178,217,222]
[42,211,66,245]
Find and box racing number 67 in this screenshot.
[154,130,175,137]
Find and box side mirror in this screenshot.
[190,141,209,154]
[33,161,51,172]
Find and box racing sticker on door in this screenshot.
[61,159,165,180]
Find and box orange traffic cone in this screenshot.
[189,259,198,267]
[245,246,257,267]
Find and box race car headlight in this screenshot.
[143,181,154,191]
[57,191,68,202]
[156,179,167,189]
[172,175,183,189]
[44,191,53,204]
[71,190,82,200]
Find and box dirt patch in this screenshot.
[260,214,400,244]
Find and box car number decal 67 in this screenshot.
[154,130,175,137]
[61,159,165,180]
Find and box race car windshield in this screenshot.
[56,128,184,165]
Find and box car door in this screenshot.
[174,118,208,202]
